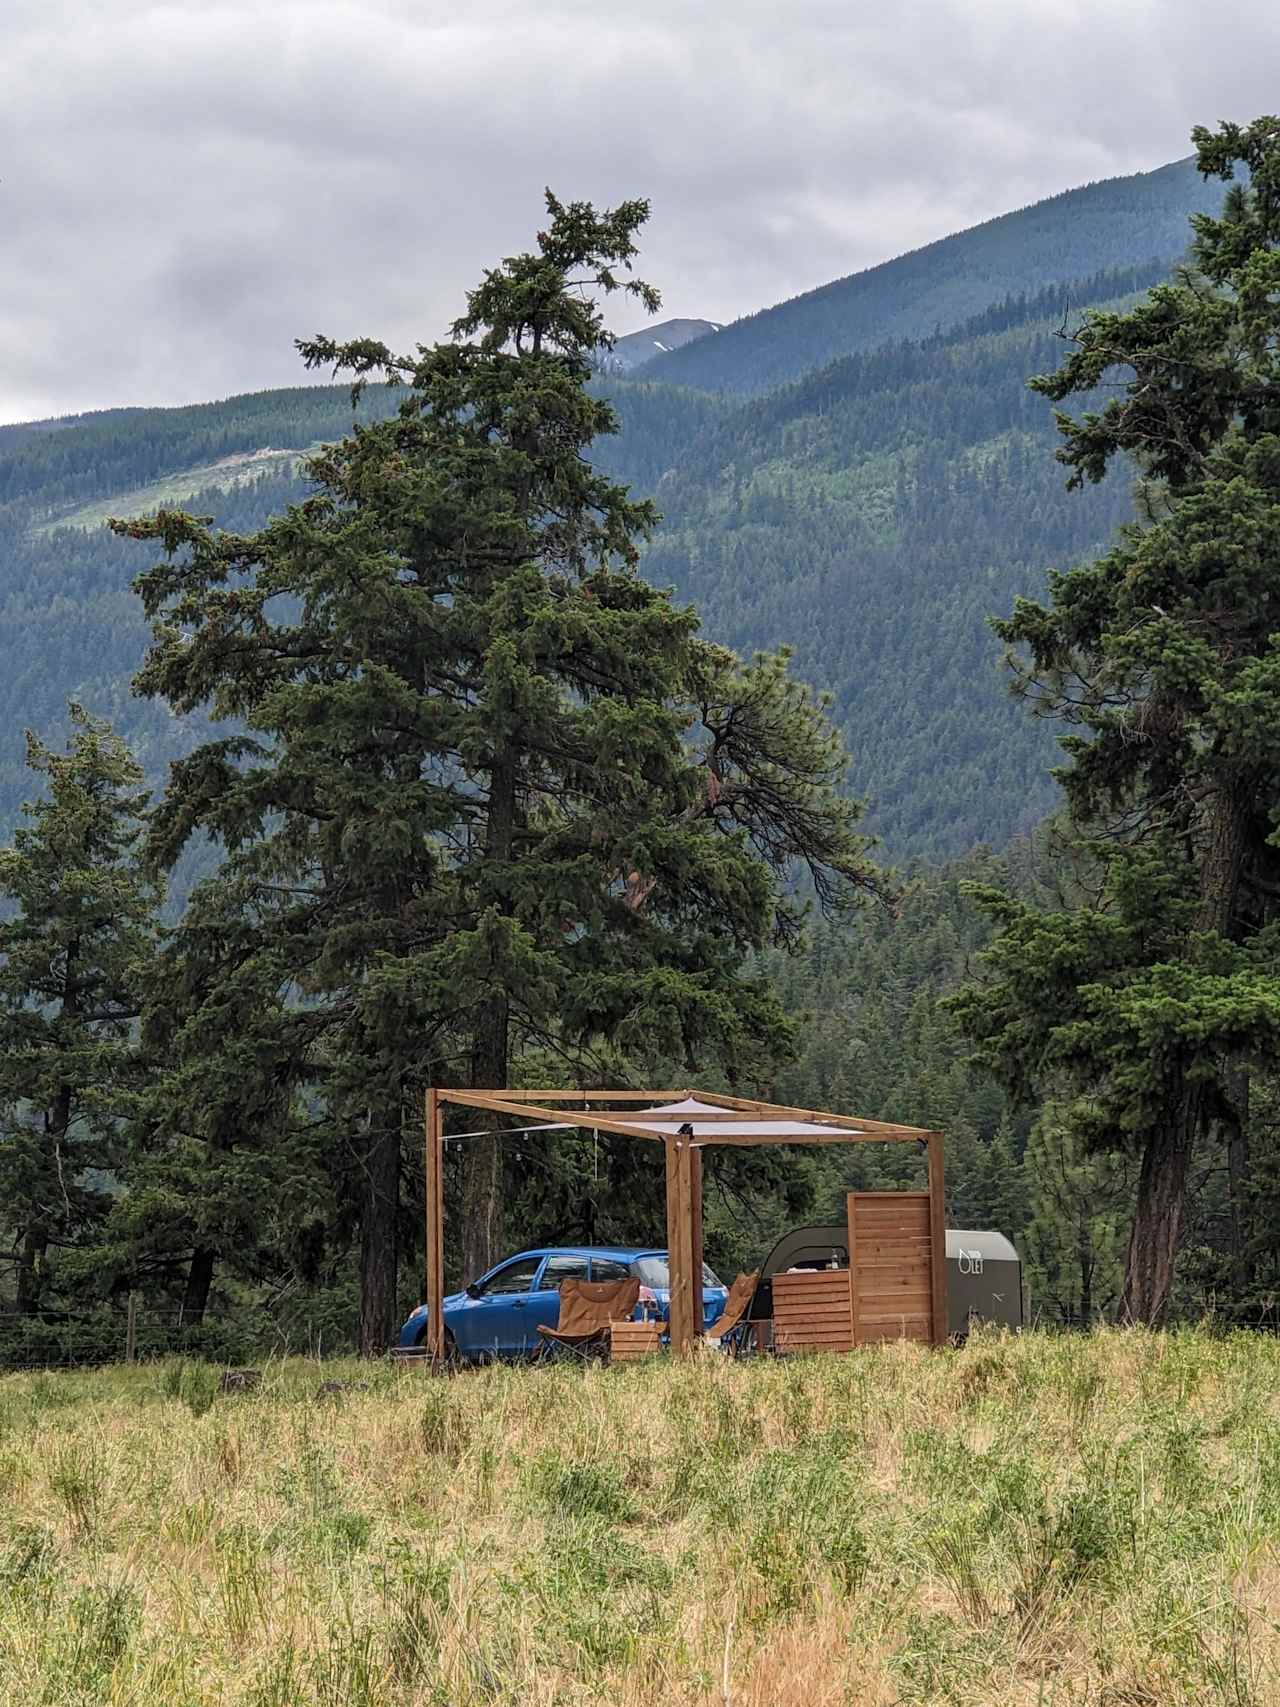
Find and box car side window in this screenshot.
[539,1256,590,1291]
[590,1258,631,1282]
[477,1257,543,1297]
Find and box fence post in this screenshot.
[125,1292,139,1364]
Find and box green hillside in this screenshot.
[631,262,1159,853]
[643,156,1224,395]
[0,161,1217,855]
[0,379,720,824]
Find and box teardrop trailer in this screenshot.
[423,1087,982,1360]
[751,1223,1023,1345]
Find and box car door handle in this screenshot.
[511,1300,526,1308]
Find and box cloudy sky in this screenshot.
[2,0,1278,424]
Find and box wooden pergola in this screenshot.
[424,1088,946,1358]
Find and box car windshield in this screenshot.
[633,1255,723,1290]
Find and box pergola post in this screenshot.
[665,1132,702,1357]
[664,1136,684,1353]
[927,1130,948,1348]
[424,1089,445,1361]
[689,1142,704,1345]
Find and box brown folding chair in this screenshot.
[703,1271,761,1354]
[536,1276,641,1363]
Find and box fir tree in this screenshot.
[0,708,158,1314]
[100,864,334,1324]
[1021,1108,1130,1325]
[118,193,883,1351]
[952,116,1280,1321]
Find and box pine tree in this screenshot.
[1021,1109,1130,1325]
[0,707,158,1314]
[118,193,883,1352]
[952,117,1280,1321]
[100,863,334,1325]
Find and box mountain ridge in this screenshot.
[0,154,1226,859]
[643,155,1222,396]
[606,317,722,371]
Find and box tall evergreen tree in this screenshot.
[951,117,1280,1321]
[0,707,157,1314]
[99,864,334,1324]
[1020,1107,1130,1326]
[118,194,882,1352]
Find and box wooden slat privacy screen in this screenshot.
[847,1190,936,1345]
[772,1269,855,1353]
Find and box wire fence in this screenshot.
[0,1297,362,1371]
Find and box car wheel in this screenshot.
[415,1323,463,1368]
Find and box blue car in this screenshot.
[397,1246,729,1362]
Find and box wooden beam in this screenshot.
[441,1090,921,1149]
[679,1130,911,1147]
[689,1143,703,1345]
[666,1135,705,1357]
[425,1088,445,1363]
[449,1089,691,1103]
[439,1089,668,1142]
[927,1132,948,1349]
[664,1137,687,1355]
[584,1109,873,1126]
[689,1089,931,1138]
[440,1088,928,1142]
[846,1190,861,1348]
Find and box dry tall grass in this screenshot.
[2,1328,1279,1704]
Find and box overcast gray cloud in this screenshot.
[2,0,1278,423]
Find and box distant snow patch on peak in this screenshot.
[599,317,723,373]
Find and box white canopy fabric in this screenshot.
[618,1095,863,1142]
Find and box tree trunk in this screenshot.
[1195,781,1250,938]
[20,940,81,1320]
[358,1101,402,1356]
[463,749,517,1283]
[17,1078,74,1318]
[1077,1217,1093,1326]
[1119,1102,1199,1324]
[1120,784,1250,1324]
[1225,1060,1251,1283]
[182,1246,215,1323]
[15,1222,46,1316]
[463,1017,506,1283]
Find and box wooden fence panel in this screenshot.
[847,1191,935,1345]
[771,1269,854,1353]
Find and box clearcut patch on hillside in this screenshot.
[32,444,320,535]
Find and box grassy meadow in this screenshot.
[2,1329,1279,1705]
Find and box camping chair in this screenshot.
[535,1276,642,1363]
[703,1271,761,1355]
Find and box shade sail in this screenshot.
[619,1096,864,1142]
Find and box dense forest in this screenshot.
[3,132,1278,1360]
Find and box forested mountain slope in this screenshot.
[0,159,1216,855]
[631,262,1159,853]
[642,156,1224,395]
[0,379,723,822]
